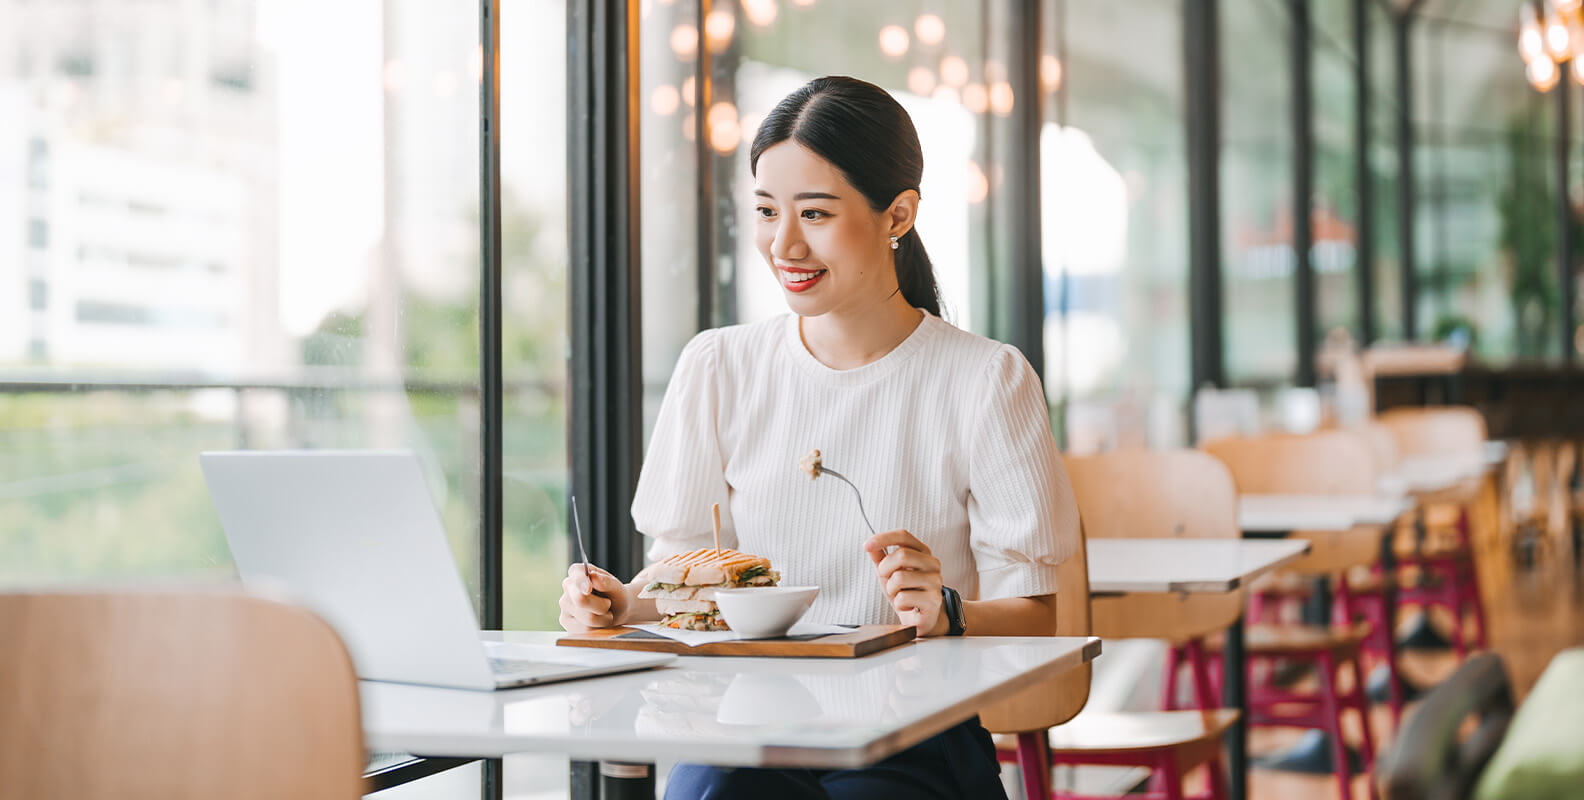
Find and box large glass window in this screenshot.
[501,0,571,632]
[1,1,484,596]
[1313,4,1360,343]
[1413,18,1558,363]
[499,2,572,795]
[1222,0,1297,384]
[1044,2,1189,453]
[661,1,1006,337]
[638,0,704,440]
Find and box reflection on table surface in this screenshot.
[360,632,1098,767]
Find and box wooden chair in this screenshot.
[0,589,366,800]
[982,519,1093,800]
[1047,450,1243,800]
[1204,432,1383,800]
[1377,406,1490,656]
[1060,450,1243,715]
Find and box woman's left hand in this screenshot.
[864,529,945,636]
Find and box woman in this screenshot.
[558,75,1079,800]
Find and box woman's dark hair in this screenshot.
[749,75,942,317]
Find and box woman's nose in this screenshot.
[770,220,808,261]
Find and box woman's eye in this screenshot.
[800,209,827,220]
[756,206,776,218]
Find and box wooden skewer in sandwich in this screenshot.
[636,506,780,631]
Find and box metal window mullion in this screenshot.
[567,1,644,792]
[477,4,504,800]
[695,0,714,331]
[478,0,503,637]
[1559,71,1575,364]
[1010,0,1045,375]
[1293,0,1316,387]
[568,0,644,575]
[1354,0,1375,344]
[976,0,999,337]
[1393,4,1423,339]
[1187,0,1224,394]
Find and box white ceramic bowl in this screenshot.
[712,585,819,639]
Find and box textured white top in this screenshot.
[630,310,1080,626]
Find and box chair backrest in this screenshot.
[1378,406,1488,460]
[1064,449,1239,541]
[0,590,366,800]
[1205,431,1383,573]
[1355,422,1401,473]
[1064,450,1244,640]
[1204,430,1379,495]
[980,518,1092,735]
[1376,653,1514,800]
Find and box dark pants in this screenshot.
[663,716,1008,800]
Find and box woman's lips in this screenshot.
[778,267,827,293]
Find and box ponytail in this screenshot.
[893,228,940,317]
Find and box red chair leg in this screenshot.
[1204,754,1230,800]
[1376,606,1405,726]
[1187,638,1217,710]
[1162,643,1183,711]
[1351,590,1404,727]
[1456,506,1489,651]
[1349,656,1376,772]
[1318,652,1355,800]
[1466,573,1489,649]
[1017,730,1051,800]
[1157,754,1186,800]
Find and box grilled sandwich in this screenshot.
[636,548,781,631]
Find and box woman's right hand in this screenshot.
[558,564,634,632]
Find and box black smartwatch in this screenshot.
[940,586,967,636]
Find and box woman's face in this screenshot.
[753,141,906,317]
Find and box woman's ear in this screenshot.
[886,189,920,239]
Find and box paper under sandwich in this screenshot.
[637,548,781,631]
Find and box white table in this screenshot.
[1381,454,1499,495]
[1238,494,1413,533]
[1085,538,1312,594]
[362,632,1099,771]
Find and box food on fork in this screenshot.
[637,548,781,631]
[798,448,823,479]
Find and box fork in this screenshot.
[818,466,878,535]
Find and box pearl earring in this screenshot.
[889,235,899,250]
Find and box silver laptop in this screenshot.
[199,449,673,691]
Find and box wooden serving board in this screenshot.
[555,624,915,658]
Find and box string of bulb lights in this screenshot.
[1519,0,1584,91]
[642,1,1062,158]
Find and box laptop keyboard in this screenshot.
[487,656,565,678]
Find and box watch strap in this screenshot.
[941,585,967,636]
